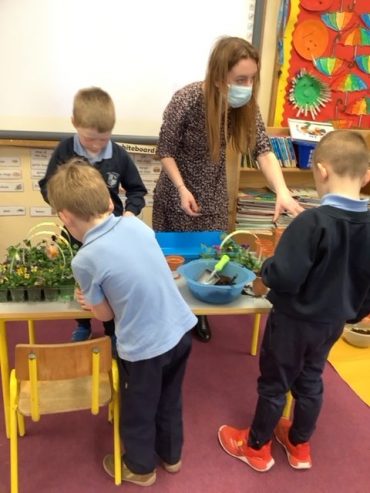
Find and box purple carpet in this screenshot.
[0,315,369,493]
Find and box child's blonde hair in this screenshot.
[73,87,115,132]
[47,158,111,220]
[313,130,369,178]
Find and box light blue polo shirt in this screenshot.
[72,215,197,361]
[321,193,369,212]
[73,134,113,164]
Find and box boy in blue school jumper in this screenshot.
[218,130,370,472]
[47,159,196,486]
[39,87,147,342]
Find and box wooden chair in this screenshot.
[9,336,121,492]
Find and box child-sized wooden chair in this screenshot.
[9,336,121,492]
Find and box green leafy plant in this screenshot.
[200,234,264,273]
[0,236,77,290]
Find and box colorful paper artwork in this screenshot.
[289,70,331,118]
[274,0,370,129]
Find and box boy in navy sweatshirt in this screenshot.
[39,87,147,342]
[218,130,370,472]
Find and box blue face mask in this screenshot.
[227,84,253,108]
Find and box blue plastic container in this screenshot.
[293,140,317,169]
[178,259,256,304]
[155,231,223,262]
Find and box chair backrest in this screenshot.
[15,336,112,381]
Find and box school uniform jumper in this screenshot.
[72,215,197,473]
[38,136,147,336]
[39,135,147,216]
[249,195,370,448]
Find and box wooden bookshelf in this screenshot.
[226,127,370,231]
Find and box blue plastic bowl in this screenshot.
[178,259,256,304]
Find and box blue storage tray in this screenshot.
[155,231,223,262]
[293,140,317,169]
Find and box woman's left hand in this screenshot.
[274,189,304,222]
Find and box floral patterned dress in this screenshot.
[153,82,271,232]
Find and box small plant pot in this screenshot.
[343,325,370,348]
[165,255,185,279]
[0,288,9,302]
[43,287,60,302]
[273,227,285,248]
[27,286,43,302]
[9,287,26,302]
[252,276,268,297]
[58,284,76,302]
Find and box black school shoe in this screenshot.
[193,315,211,342]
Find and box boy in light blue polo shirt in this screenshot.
[47,158,196,487]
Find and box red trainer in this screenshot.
[218,425,275,472]
[274,418,312,470]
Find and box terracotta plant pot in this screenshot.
[252,276,268,297]
[165,255,185,279]
[273,227,285,248]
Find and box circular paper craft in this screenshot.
[289,70,331,119]
[293,19,329,60]
[300,0,333,12]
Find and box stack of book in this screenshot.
[288,187,320,209]
[236,188,293,233]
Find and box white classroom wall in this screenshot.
[0,0,280,258]
[0,0,276,136]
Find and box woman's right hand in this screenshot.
[178,186,202,216]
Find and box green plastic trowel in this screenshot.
[198,254,230,285]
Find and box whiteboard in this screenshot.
[0,0,260,136]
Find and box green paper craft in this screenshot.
[289,70,331,119]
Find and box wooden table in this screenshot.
[0,279,271,437]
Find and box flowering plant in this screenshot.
[200,234,264,273]
[0,236,77,290]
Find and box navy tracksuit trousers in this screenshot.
[117,331,192,474]
[249,309,344,448]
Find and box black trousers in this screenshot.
[117,331,192,474]
[249,309,344,448]
[75,317,115,336]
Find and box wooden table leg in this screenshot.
[28,320,35,344]
[0,320,10,438]
[250,313,261,356]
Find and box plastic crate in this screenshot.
[155,231,223,262]
[293,140,317,169]
[178,259,255,304]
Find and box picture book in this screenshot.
[288,118,334,143]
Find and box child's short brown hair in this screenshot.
[313,130,369,178]
[47,158,111,220]
[73,87,115,132]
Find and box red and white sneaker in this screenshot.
[218,425,275,472]
[274,418,312,470]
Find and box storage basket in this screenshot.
[293,140,317,169]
